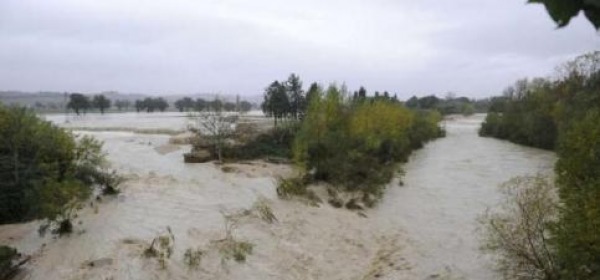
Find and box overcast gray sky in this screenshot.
[0,0,598,98]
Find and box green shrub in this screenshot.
[213,213,255,264]
[0,246,18,278]
[221,126,296,160]
[328,197,343,208]
[219,239,254,263]
[183,248,204,269]
[479,52,600,277]
[252,197,277,224]
[276,176,308,199]
[479,176,559,280]
[144,227,175,269]
[0,106,123,229]
[292,87,442,205]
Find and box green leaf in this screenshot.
[529,0,583,27]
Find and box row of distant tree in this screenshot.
[57,89,489,117]
[66,94,256,115]
[260,74,490,125]
[172,97,252,113]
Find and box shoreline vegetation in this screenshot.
[185,75,446,208]
[478,51,600,279]
[0,106,126,277]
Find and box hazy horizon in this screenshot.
[1,0,598,98]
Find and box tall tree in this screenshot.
[286,73,305,119]
[67,93,91,115]
[155,97,169,112]
[306,82,321,107]
[262,81,289,127]
[174,99,185,112]
[358,86,367,100]
[195,98,207,112]
[114,100,131,111]
[240,101,253,113]
[174,97,194,112]
[92,95,111,114]
[134,100,144,113]
[142,98,155,113]
[209,99,223,112]
[223,102,236,112]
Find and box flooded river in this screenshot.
[374,114,555,279]
[1,113,554,280]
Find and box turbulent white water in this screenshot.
[0,113,554,280]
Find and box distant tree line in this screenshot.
[173,96,253,113]
[479,51,600,279]
[404,94,489,116]
[66,93,254,115]
[67,93,119,115]
[133,97,169,113]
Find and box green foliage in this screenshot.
[0,246,18,278]
[293,85,442,202]
[528,0,600,29]
[261,73,309,126]
[92,94,111,114]
[481,52,600,279]
[183,248,204,269]
[213,212,255,264]
[408,110,444,150]
[136,97,169,113]
[479,78,558,150]
[479,176,559,280]
[188,107,236,163]
[262,80,290,126]
[221,126,295,160]
[114,99,131,111]
[219,239,253,263]
[286,73,306,120]
[174,97,195,112]
[0,106,121,231]
[556,109,600,186]
[276,176,310,199]
[252,197,277,224]
[67,93,91,115]
[240,101,253,112]
[553,109,600,279]
[144,227,175,269]
[405,94,488,115]
[97,170,124,195]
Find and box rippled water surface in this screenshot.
[374,114,555,279]
[2,113,555,279]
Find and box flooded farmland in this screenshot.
[0,113,554,280]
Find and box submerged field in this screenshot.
[0,113,554,279]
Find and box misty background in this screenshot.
[0,0,598,99]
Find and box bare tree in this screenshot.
[479,175,560,280]
[189,106,237,163]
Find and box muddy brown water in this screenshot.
[1,113,554,279]
[373,114,555,279]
